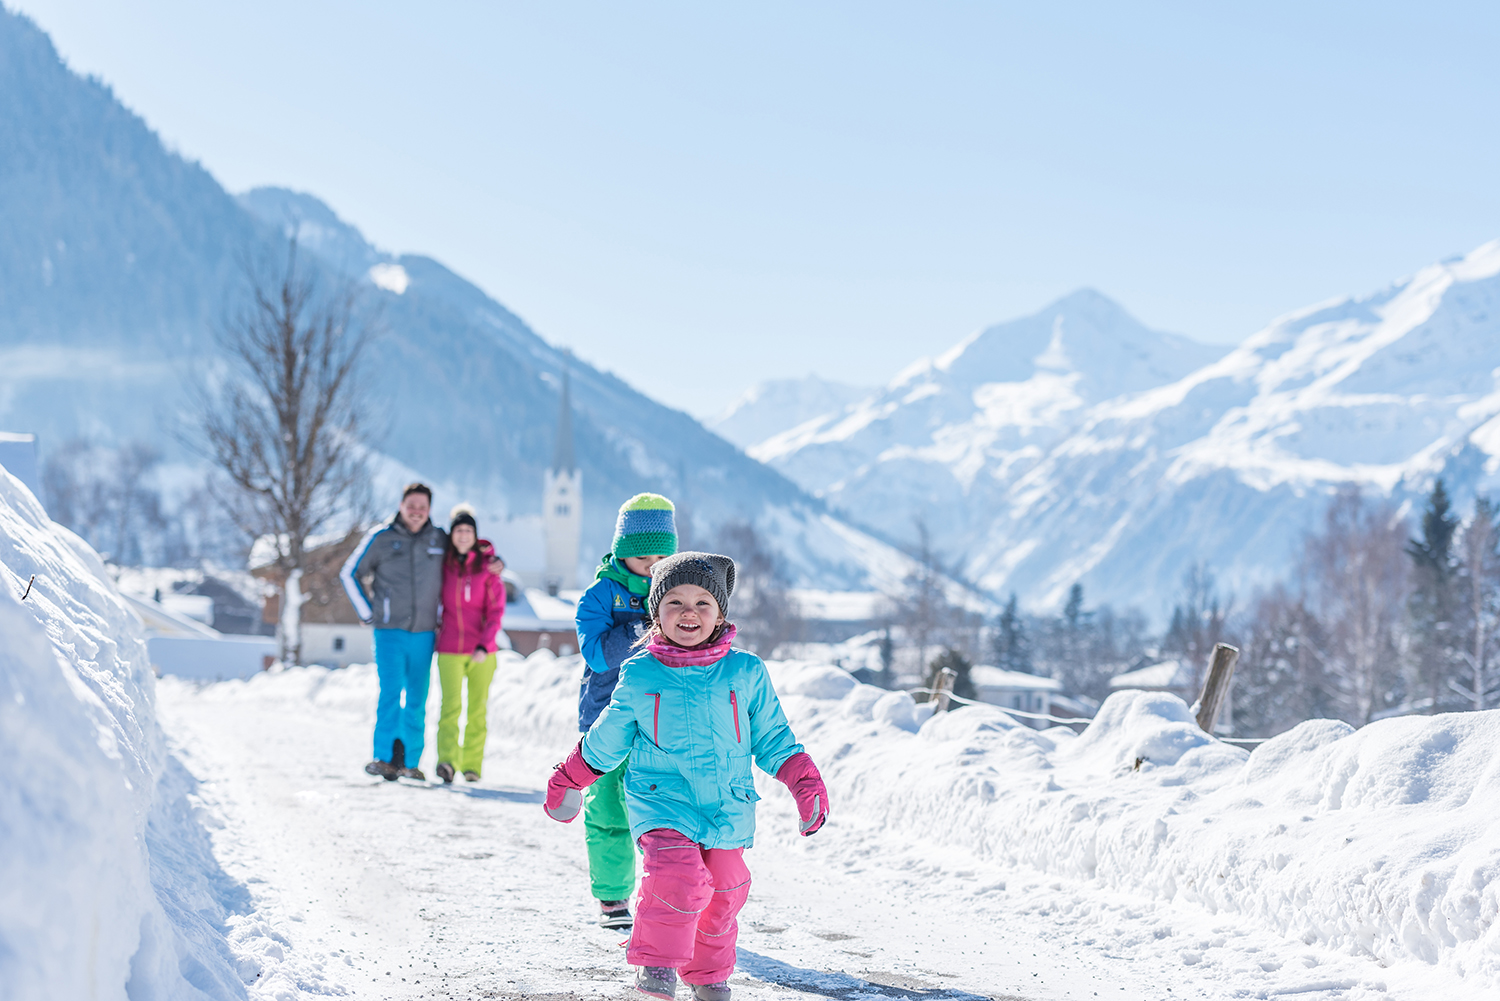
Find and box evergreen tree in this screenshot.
[993,593,1033,674]
[1405,479,1461,711]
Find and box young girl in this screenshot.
[545,552,829,1001]
[434,504,506,784]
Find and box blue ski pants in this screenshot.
[373,628,436,766]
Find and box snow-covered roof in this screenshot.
[1109,659,1194,690]
[970,665,1062,691]
[504,588,578,632]
[120,592,222,639]
[248,527,366,570]
[788,589,887,622]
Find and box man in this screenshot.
[341,482,447,781]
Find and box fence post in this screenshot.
[932,667,957,712]
[1194,643,1240,734]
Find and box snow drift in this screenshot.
[0,469,244,1001]
[482,650,1500,990]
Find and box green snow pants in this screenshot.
[583,755,636,901]
[435,652,497,775]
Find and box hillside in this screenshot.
[0,7,919,590]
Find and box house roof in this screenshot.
[121,592,223,639]
[504,587,578,632]
[1109,658,1194,690]
[970,665,1062,692]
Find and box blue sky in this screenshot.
[14,1,1500,416]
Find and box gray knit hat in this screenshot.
[648,551,737,619]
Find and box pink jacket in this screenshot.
[437,540,506,655]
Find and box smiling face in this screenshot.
[451,524,476,554]
[656,584,723,647]
[399,491,431,533]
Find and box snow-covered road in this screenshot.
[154,663,1463,1001]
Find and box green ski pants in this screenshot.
[583,755,637,901]
[435,652,497,775]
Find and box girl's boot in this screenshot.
[635,966,677,999]
[691,982,730,1000]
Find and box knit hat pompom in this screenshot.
[648,551,736,620]
[449,502,478,533]
[613,493,677,560]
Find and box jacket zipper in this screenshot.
[650,693,661,745]
[457,561,467,651]
[730,690,741,743]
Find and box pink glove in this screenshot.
[544,740,603,823]
[775,752,829,836]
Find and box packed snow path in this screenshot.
[152,663,1476,1001]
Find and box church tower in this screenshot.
[543,366,582,594]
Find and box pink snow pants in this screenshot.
[627,828,751,985]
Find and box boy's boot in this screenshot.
[691,983,731,1001]
[435,762,455,784]
[599,899,632,929]
[635,966,677,999]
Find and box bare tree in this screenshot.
[714,520,803,657]
[1231,584,1328,736]
[43,438,172,565]
[190,239,376,664]
[1299,486,1410,725]
[1162,563,1231,694]
[1453,497,1500,710]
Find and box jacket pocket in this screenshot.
[626,767,690,802]
[729,779,761,803]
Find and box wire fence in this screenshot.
[906,686,1273,743]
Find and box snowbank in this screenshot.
[0,469,244,1001]
[478,650,1500,990]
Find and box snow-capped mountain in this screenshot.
[758,247,1500,617]
[0,8,936,594]
[708,376,873,449]
[750,290,1227,568]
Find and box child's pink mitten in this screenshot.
[775,752,829,836]
[544,740,603,822]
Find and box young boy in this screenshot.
[574,493,677,928]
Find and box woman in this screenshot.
[434,503,507,783]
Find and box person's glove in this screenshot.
[544,739,603,822]
[775,752,829,836]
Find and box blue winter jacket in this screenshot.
[575,573,650,731]
[580,648,805,849]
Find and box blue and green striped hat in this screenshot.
[613,493,678,560]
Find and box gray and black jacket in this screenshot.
[339,515,448,632]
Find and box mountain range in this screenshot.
[736,250,1500,616]
[0,7,923,593]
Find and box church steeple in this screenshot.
[543,361,582,594]
[552,367,576,473]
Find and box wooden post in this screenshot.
[1195,643,1240,734]
[933,667,957,712]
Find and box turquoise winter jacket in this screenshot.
[580,647,804,849]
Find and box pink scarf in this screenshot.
[647,624,737,668]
